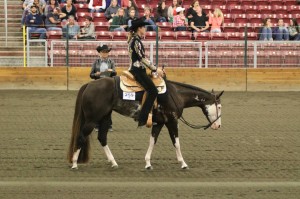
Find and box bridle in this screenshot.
[179,98,221,130]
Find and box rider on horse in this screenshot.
[127,18,158,127]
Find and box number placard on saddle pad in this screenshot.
[123,92,136,100]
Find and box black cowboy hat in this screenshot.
[30,5,37,8]
[129,18,150,32]
[96,45,112,53]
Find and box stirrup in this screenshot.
[146,113,153,128]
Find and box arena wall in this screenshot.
[0,67,299,91]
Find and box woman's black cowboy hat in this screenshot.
[96,45,112,53]
[130,18,150,32]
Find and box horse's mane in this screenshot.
[167,80,212,96]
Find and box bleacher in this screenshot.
[23,0,300,67]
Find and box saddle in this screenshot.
[120,71,166,94]
[120,71,166,128]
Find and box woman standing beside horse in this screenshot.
[127,18,158,127]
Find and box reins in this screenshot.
[169,87,221,130]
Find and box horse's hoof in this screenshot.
[181,166,189,170]
[145,166,153,170]
[71,166,78,170]
[111,164,119,169]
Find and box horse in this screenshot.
[68,75,224,170]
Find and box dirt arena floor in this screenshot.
[0,90,299,199]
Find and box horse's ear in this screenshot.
[211,89,214,94]
[216,90,224,99]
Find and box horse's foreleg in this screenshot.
[174,137,188,169]
[166,120,188,169]
[103,145,118,168]
[145,124,164,169]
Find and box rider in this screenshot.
[127,18,158,127]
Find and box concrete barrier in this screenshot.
[0,67,299,91]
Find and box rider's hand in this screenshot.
[151,71,158,78]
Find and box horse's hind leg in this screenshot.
[145,123,164,169]
[97,114,118,168]
[72,122,95,169]
[165,120,188,169]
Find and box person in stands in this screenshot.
[104,0,120,21]
[77,16,96,40]
[208,8,223,33]
[190,6,209,33]
[61,0,77,20]
[273,19,289,41]
[259,18,273,41]
[88,0,106,13]
[25,5,47,40]
[173,7,188,31]
[288,18,300,40]
[62,15,80,39]
[90,44,116,132]
[109,8,127,31]
[155,0,168,22]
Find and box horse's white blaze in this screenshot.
[174,138,188,168]
[206,104,222,129]
[71,148,81,169]
[145,136,155,168]
[103,145,118,167]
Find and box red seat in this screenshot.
[92,12,107,22]
[227,32,243,40]
[219,51,235,67]
[223,23,238,32]
[285,0,297,6]
[237,23,252,33]
[77,12,91,22]
[256,51,269,67]
[94,22,109,31]
[111,31,128,40]
[248,14,263,24]
[242,32,257,40]
[268,51,284,67]
[251,23,263,32]
[194,32,210,41]
[233,14,248,23]
[223,13,233,23]
[76,4,89,12]
[243,5,259,14]
[144,31,158,40]
[230,5,244,14]
[258,5,273,14]
[181,51,200,67]
[210,0,224,8]
[226,0,240,7]
[255,0,270,6]
[51,50,66,67]
[81,50,98,67]
[46,30,62,39]
[207,51,221,68]
[288,5,300,15]
[176,31,193,41]
[160,31,176,41]
[283,51,299,66]
[240,0,254,6]
[96,31,112,40]
[68,50,81,67]
[156,22,172,31]
[210,32,228,40]
[269,0,283,6]
[271,5,288,14]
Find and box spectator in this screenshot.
[77,16,96,40]
[25,5,47,40]
[142,6,157,31]
[88,0,106,13]
[155,0,168,22]
[109,8,127,31]
[21,0,34,26]
[62,15,80,39]
[124,0,139,19]
[126,7,137,30]
[186,0,206,25]
[190,6,209,33]
[173,7,187,31]
[168,0,179,22]
[208,8,223,33]
[44,0,59,17]
[45,7,66,31]
[288,18,300,40]
[90,44,116,132]
[259,18,273,41]
[273,19,289,41]
[33,0,46,15]
[101,0,121,9]
[105,0,120,21]
[61,0,77,21]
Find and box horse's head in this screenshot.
[201,90,224,130]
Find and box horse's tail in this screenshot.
[67,83,90,164]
